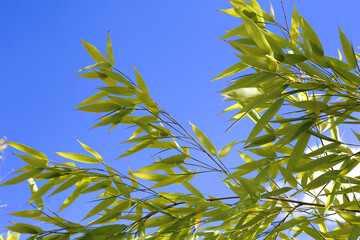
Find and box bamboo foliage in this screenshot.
[3,0,360,239]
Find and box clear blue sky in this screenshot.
[1,0,360,238]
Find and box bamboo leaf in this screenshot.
[5,223,43,235]
[134,66,150,96]
[55,152,99,164]
[81,39,107,63]
[239,12,272,53]
[0,168,43,186]
[190,122,217,155]
[14,154,47,167]
[303,170,340,191]
[218,140,237,159]
[106,165,130,198]
[59,178,90,211]
[117,139,157,159]
[7,142,47,160]
[77,103,120,113]
[339,27,357,69]
[247,98,283,141]
[287,131,311,170]
[106,32,115,65]
[84,197,116,220]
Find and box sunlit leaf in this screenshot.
[190,122,217,155]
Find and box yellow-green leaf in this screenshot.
[106,165,130,198]
[134,66,150,96]
[81,39,107,63]
[339,27,357,69]
[77,103,120,113]
[5,223,43,234]
[84,197,116,220]
[247,98,283,141]
[218,140,237,159]
[14,154,47,167]
[190,122,217,156]
[7,142,47,160]
[0,168,43,186]
[106,32,115,65]
[55,152,99,164]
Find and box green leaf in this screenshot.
[59,178,90,211]
[239,12,271,53]
[190,122,217,155]
[117,139,157,159]
[135,91,159,116]
[181,181,204,199]
[134,66,150,96]
[340,212,360,224]
[218,140,237,159]
[299,16,324,56]
[0,168,43,186]
[28,178,43,210]
[78,61,112,72]
[213,62,248,81]
[291,100,328,111]
[261,187,293,198]
[49,176,82,197]
[106,32,115,65]
[99,69,132,87]
[287,131,311,170]
[81,39,107,63]
[132,173,168,182]
[247,98,283,141]
[9,210,42,218]
[77,103,120,113]
[290,6,300,44]
[339,27,357,69]
[136,154,186,172]
[77,140,103,162]
[55,152,100,164]
[246,133,276,148]
[106,165,130,198]
[98,86,135,96]
[92,109,132,129]
[75,91,108,109]
[84,197,116,220]
[349,224,360,240]
[238,177,264,199]
[303,170,340,191]
[79,224,127,239]
[7,142,47,159]
[28,177,63,203]
[5,223,43,234]
[231,159,270,177]
[151,174,188,189]
[293,154,339,173]
[332,64,360,87]
[14,154,47,167]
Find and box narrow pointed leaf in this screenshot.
[134,66,150,96]
[0,168,43,186]
[55,152,99,164]
[7,142,47,160]
[218,140,237,159]
[339,27,357,69]
[106,32,115,65]
[81,39,107,63]
[190,122,217,155]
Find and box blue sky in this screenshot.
[1,0,360,238]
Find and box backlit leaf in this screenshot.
[190,122,217,156]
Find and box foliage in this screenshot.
[3,0,360,239]
[0,231,20,240]
[0,140,21,240]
